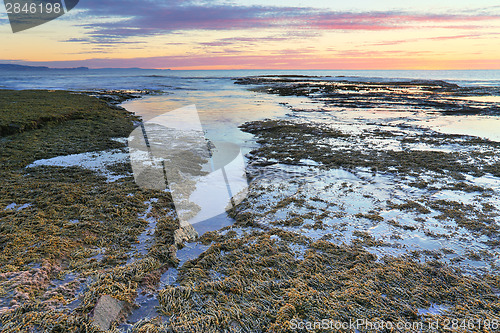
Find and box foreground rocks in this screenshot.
[92,295,131,330]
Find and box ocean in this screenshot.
[2,69,500,91]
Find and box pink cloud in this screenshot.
[69,1,500,43]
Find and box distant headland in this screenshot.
[0,64,89,71]
[0,64,171,71]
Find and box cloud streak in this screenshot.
[369,32,500,46]
[70,1,500,43]
[9,53,500,70]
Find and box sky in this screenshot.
[1,0,500,69]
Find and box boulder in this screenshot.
[91,295,128,330]
[173,224,198,246]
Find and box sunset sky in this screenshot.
[1,0,500,69]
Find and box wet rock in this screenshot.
[173,224,198,245]
[168,244,178,258]
[91,295,129,330]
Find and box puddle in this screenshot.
[243,162,500,273]
[419,116,500,142]
[417,303,450,316]
[449,96,500,103]
[126,199,165,264]
[4,203,32,211]
[26,149,130,182]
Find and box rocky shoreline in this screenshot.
[1,82,499,332]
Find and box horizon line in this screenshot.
[3,63,500,71]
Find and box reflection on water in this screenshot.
[421,116,500,142]
[121,82,294,153]
[450,96,500,103]
[124,85,292,233]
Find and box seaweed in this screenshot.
[0,90,178,330]
[156,231,500,332]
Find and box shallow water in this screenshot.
[419,116,500,142]
[26,148,130,182]
[121,82,291,154]
[228,77,500,274]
